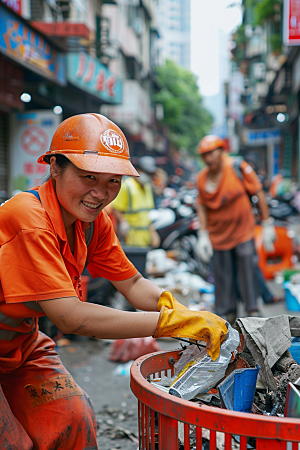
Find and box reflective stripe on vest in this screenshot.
[0,311,24,328]
[0,322,36,340]
[121,180,153,231]
[0,329,36,340]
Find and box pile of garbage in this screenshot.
[146,248,215,312]
[150,315,300,419]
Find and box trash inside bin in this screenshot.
[169,325,240,400]
[218,365,260,413]
[131,350,300,450]
[290,337,300,364]
[284,378,300,418]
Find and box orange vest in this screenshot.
[197,156,262,250]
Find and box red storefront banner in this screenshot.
[284,0,300,45]
[1,0,21,14]
[31,22,90,40]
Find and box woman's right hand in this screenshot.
[153,307,228,361]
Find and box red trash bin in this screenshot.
[130,349,300,450]
[255,225,294,279]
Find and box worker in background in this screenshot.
[195,135,276,325]
[111,155,160,248]
[0,115,228,449]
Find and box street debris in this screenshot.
[146,248,216,313]
[112,361,133,377]
[96,406,138,445]
[56,338,71,347]
[108,336,162,363]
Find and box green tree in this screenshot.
[154,60,213,155]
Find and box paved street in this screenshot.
[59,336,175,450]
[58,281,300,450]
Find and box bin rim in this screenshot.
[130,349,300,441]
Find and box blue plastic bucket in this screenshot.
[218,365,260,413]
[289,337,300,364]
[283,282,300,312]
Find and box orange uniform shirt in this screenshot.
[197,156,262,250]
[0,180,137,373]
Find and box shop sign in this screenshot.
[10,111,61,191]
[1,0,21,14]
[284,0,300,45]
[31,22,90,39]
[242,129,281,146]
[0,7,65,85]
[67,52,122,104]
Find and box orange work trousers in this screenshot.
[0,332,98,450]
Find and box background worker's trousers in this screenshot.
[0,332,98,450]
[212,239,258,317]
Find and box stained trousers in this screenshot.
[0,332,98,450]
[212,239,258,316]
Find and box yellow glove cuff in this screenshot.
[157,291,188,312]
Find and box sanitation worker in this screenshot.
[0,114,228,450]
[111,155,160,248]
[196,135,276,325]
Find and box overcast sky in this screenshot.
[190,0,242,97]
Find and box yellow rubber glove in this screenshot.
[157,291,188,311]
[153,307,228,361]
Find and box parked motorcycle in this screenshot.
[150,191,211,280]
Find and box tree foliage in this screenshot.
[244,0,283,25]
[255,0,282,24]
[154,60,213,155]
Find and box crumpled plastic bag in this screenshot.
[174,344,207,375]
[169,325,240,400]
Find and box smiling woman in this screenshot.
[0,113,228,450]
[49,158,122,246]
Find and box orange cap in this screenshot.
[198,135,225,155]
[37,113,139,177]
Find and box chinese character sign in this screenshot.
[284,0,300,45]
[10,111,61,192]
[67,53,122,104]
[0,7,65,84]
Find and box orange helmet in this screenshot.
[37,113,139,177]
[198,135,225,155]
